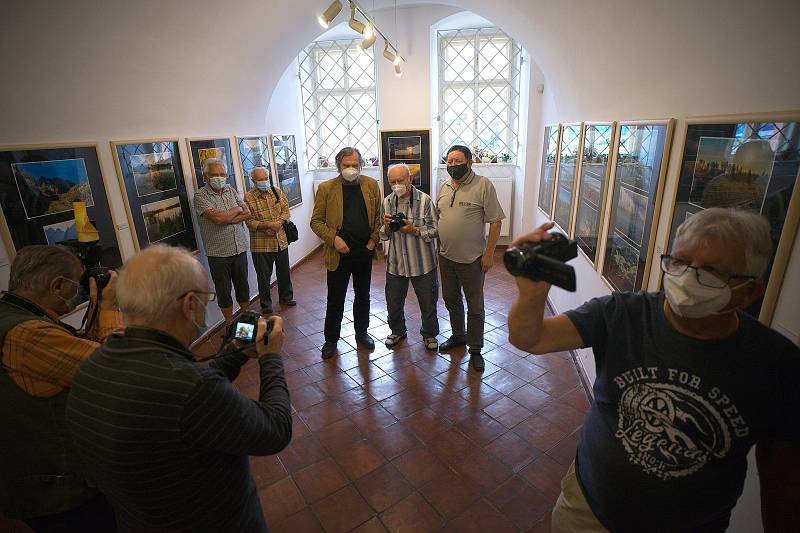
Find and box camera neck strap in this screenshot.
[394,187,414,215]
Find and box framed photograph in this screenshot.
[574,122,616,265]
[235,136,271,192]
[661,115,800,323]
[537,124,561,217]
[0,143,123,267]
[552,123,583,235]
[187,137,237,190]
[380,129,432,196]
[601,120,675,292]
[270,134,302,209]
[111,139,197,252]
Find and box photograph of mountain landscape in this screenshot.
[43,219,77,245]
[11,158,95,219]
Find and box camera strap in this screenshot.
[393,187,414,216]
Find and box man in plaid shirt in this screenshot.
[244,167,296,314]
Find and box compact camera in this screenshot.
[504,232,578,291]
[229,310,273,344]
[388,213,407,232]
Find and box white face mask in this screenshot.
[255,181,270,191]
[392,184,408,197]
[341,167,359,182]
[664,270,744,318]
[208,177,227,190]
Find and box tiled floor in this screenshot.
[195,247,590,533]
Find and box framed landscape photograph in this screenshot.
[270,134,302,209]
[235,136,272,192]
[552,123,583,235]
[380,129,432,196]
[0,143,123,268]
[537,124,560,217]
[574,122,615,265]
[601,120,675,292]
[187,137,237,190]
[662,115,800,323]
[111,139,197,252]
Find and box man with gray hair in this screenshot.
[380,163,440,350]
[507,208,800,532]
[0,245,121,531]
[66,245,291,533]
[193,157,253,326]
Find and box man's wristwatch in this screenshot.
[413,227,421,237]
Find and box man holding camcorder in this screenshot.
[0,245,122,531]
[507,209,800,533]
[66,245,291,533]
[379,163,440,351]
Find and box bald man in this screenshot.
[67,245,291,533]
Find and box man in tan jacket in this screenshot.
[310,147,381,359]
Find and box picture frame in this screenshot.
[234,136,272,193]
[574,122,616,266]
[379,129,432,196]
[0,143,123,268]
[537,124,561,218]
[600,119,675,292]
[659,113,800,323]
[270,134,302,209]
[186,137,238,191]
[552,122,583,235]
[110,139,198,252]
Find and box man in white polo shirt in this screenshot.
[436,145,505,372]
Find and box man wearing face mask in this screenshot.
[310,147,381,360]
[379,163,440,350]
[0,245,121,531]
[244,166,295,315]
[66,245,291,533]
[436,145,505,372]
[193,157,253,327]
[507,208,800,533]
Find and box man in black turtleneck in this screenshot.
[310,147,382,360]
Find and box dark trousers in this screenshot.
[24,493,117,533]
[439,255,484,349]
[324,252,373,342]
[207,252,250,309]
[385,268,440,339]
[252,249,293,309]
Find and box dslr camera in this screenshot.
[388,213,407,232]
[61,239,112,293]
[227,310,273,344]
[504,232,578,291]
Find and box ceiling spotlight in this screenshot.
[393,54,403,67]
[382,42,396,63]
[359,31,377,51]
[318,0,342,28]
[394,63,402,77]
[348,2,366,34]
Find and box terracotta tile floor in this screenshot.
[194,248,590,532]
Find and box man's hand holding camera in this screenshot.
[509,222,556,296]
[90,270,119,311]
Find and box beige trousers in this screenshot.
[551,461,610,533]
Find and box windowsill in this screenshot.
[436,163,518,168]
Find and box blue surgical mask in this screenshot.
[55,277,84,313]
[255,181,270,191]
[191,295,209,337]
[208,177,227,190]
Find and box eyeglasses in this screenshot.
[175,290,217,302]
[659,255,754,289]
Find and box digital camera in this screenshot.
[388,213,407,232]
[503,232,578,291]
[229,310,272,344]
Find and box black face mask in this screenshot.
[447,164,469,180]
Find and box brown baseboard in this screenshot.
[545,296,594,402]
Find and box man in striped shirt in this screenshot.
[380,163,440,351]
[66,245,291,533]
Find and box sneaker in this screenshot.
[321,342,337,360]
[439,336,466,351]
[423,337,439,351]
[385,333,407,348]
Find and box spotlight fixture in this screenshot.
[393,54,403,67]
[359,26,377,51]
[348,2,366,34]
[394,63,402,77]
[382,41,396,63]
[318,0,342,28]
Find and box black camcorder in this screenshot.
[388,213,407,232]
[227,310,273,344]
[504,232,578,291]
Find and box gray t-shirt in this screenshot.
[435,172,505,264]
[565,291,800,533]
[193,185,249,258]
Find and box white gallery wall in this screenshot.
[1,1,799,531]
